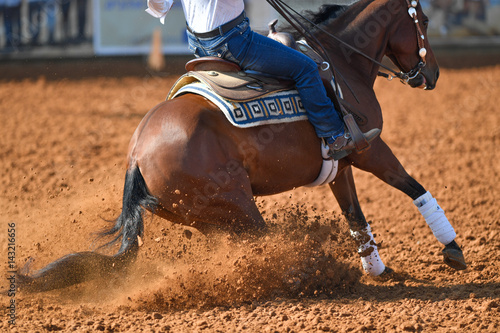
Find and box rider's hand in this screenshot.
[145,0,173,24]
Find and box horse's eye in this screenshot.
[423,19,429,28]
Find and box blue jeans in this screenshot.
[186,16,344,138]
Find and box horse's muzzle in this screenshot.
[408,74,428,89]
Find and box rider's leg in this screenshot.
[233,32,345,139]
[232,31,381,158]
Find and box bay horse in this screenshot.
[18,0,466,292]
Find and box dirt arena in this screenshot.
[0,59,499,332]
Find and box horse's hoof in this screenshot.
[371,266,394,281]
[442,240,467,270]
[381,266,394,275]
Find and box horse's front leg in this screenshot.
[351,139,467,271]
[330,166,390,276]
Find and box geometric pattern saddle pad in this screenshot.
[171,82,308,128]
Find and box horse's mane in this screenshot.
[304,4,350,25]
[279,3,353,38]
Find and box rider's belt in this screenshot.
[187,11,246,38]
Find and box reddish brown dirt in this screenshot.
[1,64,499,332]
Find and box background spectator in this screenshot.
[44,0,57,44]
[75,0,88,42]
[1,0,22,50]
[61,0,87,43]
[27,0,44,46]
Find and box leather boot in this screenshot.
[325,128,381,160]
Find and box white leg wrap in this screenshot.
[350,225,386,276]
[413,191,456,245]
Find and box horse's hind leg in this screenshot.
[351,139,466,270]
[186,186,267,236]
[330,166,389,276]
[146,163,267,236]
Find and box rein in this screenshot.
[265,0,427,85]
[265,0,356,103]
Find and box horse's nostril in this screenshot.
[436,68,440,81]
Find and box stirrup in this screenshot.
[326,128,381,160]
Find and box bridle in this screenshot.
[266,0,428,85]
[390,0,427,84]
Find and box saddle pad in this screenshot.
[171,82,308,128]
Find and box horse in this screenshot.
[17,0,466,292]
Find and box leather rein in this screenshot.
[266,0,427,85]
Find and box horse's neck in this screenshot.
[324,0,391,87]
[319,0,392,125]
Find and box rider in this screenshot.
[146,0,380,160]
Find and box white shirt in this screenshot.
[146,0,244,33]
[180,0,244,33]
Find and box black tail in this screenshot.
[100,165,158,254]
[17,166,158,292]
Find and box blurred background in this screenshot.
[0,0,499,72]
